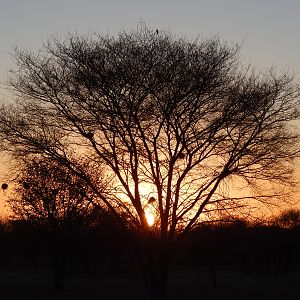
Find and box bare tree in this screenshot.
[0,25,299,299]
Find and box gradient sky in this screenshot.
[1,0,300,95]
[0,0,300,214]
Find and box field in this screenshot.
[0,263,299,300]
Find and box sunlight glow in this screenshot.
[145,207,155,226]
[127,181,157,226]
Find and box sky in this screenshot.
[1,0,300,92]
[0,0,300,214]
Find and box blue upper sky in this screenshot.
[0,0,300,215]
[0,0,299,97]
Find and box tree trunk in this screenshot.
[148,258,169,300]
[209,265,217,288]
[140,230,171,300]
[52,254,64,291]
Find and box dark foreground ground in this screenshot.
[0,264,299,300]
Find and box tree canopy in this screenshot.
[0,25,299,240]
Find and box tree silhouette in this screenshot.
[8,157,107,290]
[0,24,299,299]
[273,208,300,229]
[9,158,106,225]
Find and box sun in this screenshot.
[132,182,156,226]
[145,207,155,226]
[127,181,157,226]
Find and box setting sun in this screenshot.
[145,207,155,226]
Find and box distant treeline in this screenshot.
[182,219,300,276]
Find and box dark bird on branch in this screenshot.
[148,197,156,204]
[1,183,8,190]
[86,131,94,139]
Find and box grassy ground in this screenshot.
[0,264,299,300]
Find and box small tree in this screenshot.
[8,157,107,290]
[9,158,103,229]
[0,25,299,299]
